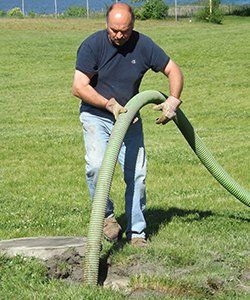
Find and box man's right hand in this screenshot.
[105,98,127,120]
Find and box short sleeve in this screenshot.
[76,40,98,74]
[149,40,170,72]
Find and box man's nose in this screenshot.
[116,31,123,39]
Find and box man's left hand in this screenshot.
[153,96,182,125]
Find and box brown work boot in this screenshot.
[130,237,148,248]
[103,216,122,242]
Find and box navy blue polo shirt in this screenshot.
[76,29,170,120]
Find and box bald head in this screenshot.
[106,3,135,24]
[106,3,134,47]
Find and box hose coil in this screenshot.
[84,90,249,285]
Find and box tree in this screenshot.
[195,0,223,24]
[133,0,169,20]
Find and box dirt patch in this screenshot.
[45,247,166,287]
[45,249,178,297]
[205,277,225,295]
[241,268,250,281]
[128,288,167,299]
[42,247,209,298]
[46,248,84,283]
[238,268,250,293]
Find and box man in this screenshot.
[72,3,184,247]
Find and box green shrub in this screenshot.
[63,6,87,18]
[134,7,143,20]
[140,0,169,20]
[7,7,24,18]
[232,5,250,16]
[28,11,36,18]
[209,7,223,23]
[0,10,6,17]
[195,0,223,24]
[58,13,66,19]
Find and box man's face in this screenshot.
[107,11,134,46]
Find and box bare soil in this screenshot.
[45,247,170,297]
[45,247,249,298]
[45,247,166,285]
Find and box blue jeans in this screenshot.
[80,112,147,239]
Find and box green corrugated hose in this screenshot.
[84,90,249,286]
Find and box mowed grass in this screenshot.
[0,16,249,299]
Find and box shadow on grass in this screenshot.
[115,206,214,242]
[227,214,250,222]
[145,207,214,238]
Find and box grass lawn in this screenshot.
[0,16,249,299]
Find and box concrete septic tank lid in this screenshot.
[0,236,87,260]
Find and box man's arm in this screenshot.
[154,59,184,125]
[72,70,109,108]
[162,59,184,99]
[72,70,127,119]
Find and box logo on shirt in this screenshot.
[131,59,136,64]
